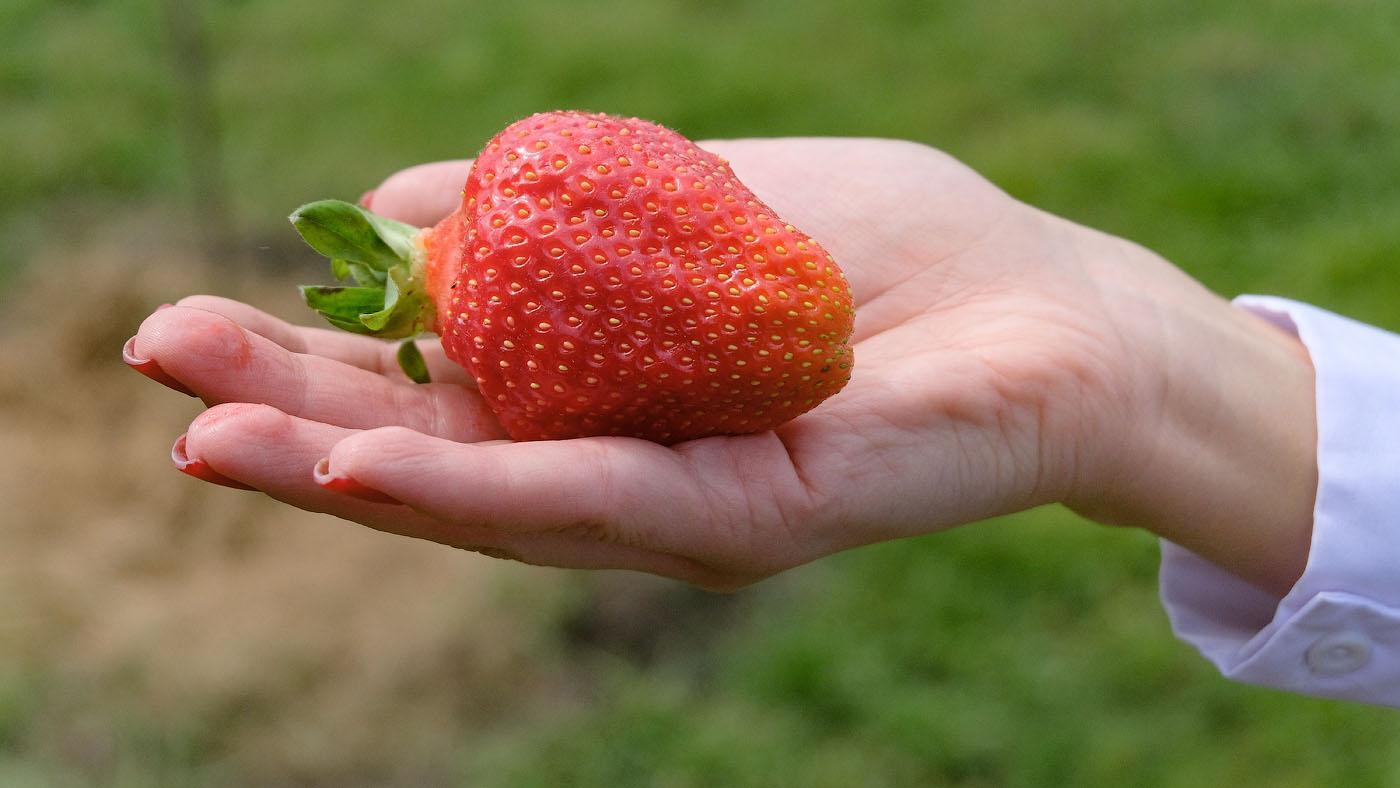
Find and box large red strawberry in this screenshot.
[292,111,854,443]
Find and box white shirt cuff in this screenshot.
[1159,295,1400,705]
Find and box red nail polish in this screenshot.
[313,457,402,504]
[123,336,197,397]
[171,434,257,491]
[358,189,376,209]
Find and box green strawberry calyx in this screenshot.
[290,199,435,383]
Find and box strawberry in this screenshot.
[292,111,854,443]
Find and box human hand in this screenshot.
[127,138,1317,593]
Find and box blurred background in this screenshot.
[4,0,1400,785]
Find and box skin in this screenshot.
[129,139,1319,595]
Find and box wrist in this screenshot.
[1069,246,1318,596]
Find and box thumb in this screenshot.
[361,159,473,226]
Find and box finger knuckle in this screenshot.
[234,403,293,439]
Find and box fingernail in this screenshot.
[313,457,402,504]
[123,336,197,397]
[171,434,257,491]
[358,189,376,209]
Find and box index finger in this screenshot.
[172,295,473,386]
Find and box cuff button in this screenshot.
[1305,632,1372,676]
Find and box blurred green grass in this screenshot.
[5,0,1400,785]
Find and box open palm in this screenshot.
[131,138,1161,589]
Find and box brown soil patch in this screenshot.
[0,226,575,784]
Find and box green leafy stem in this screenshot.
[290,200,436,383]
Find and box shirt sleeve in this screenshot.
[1159,295,1400,706]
